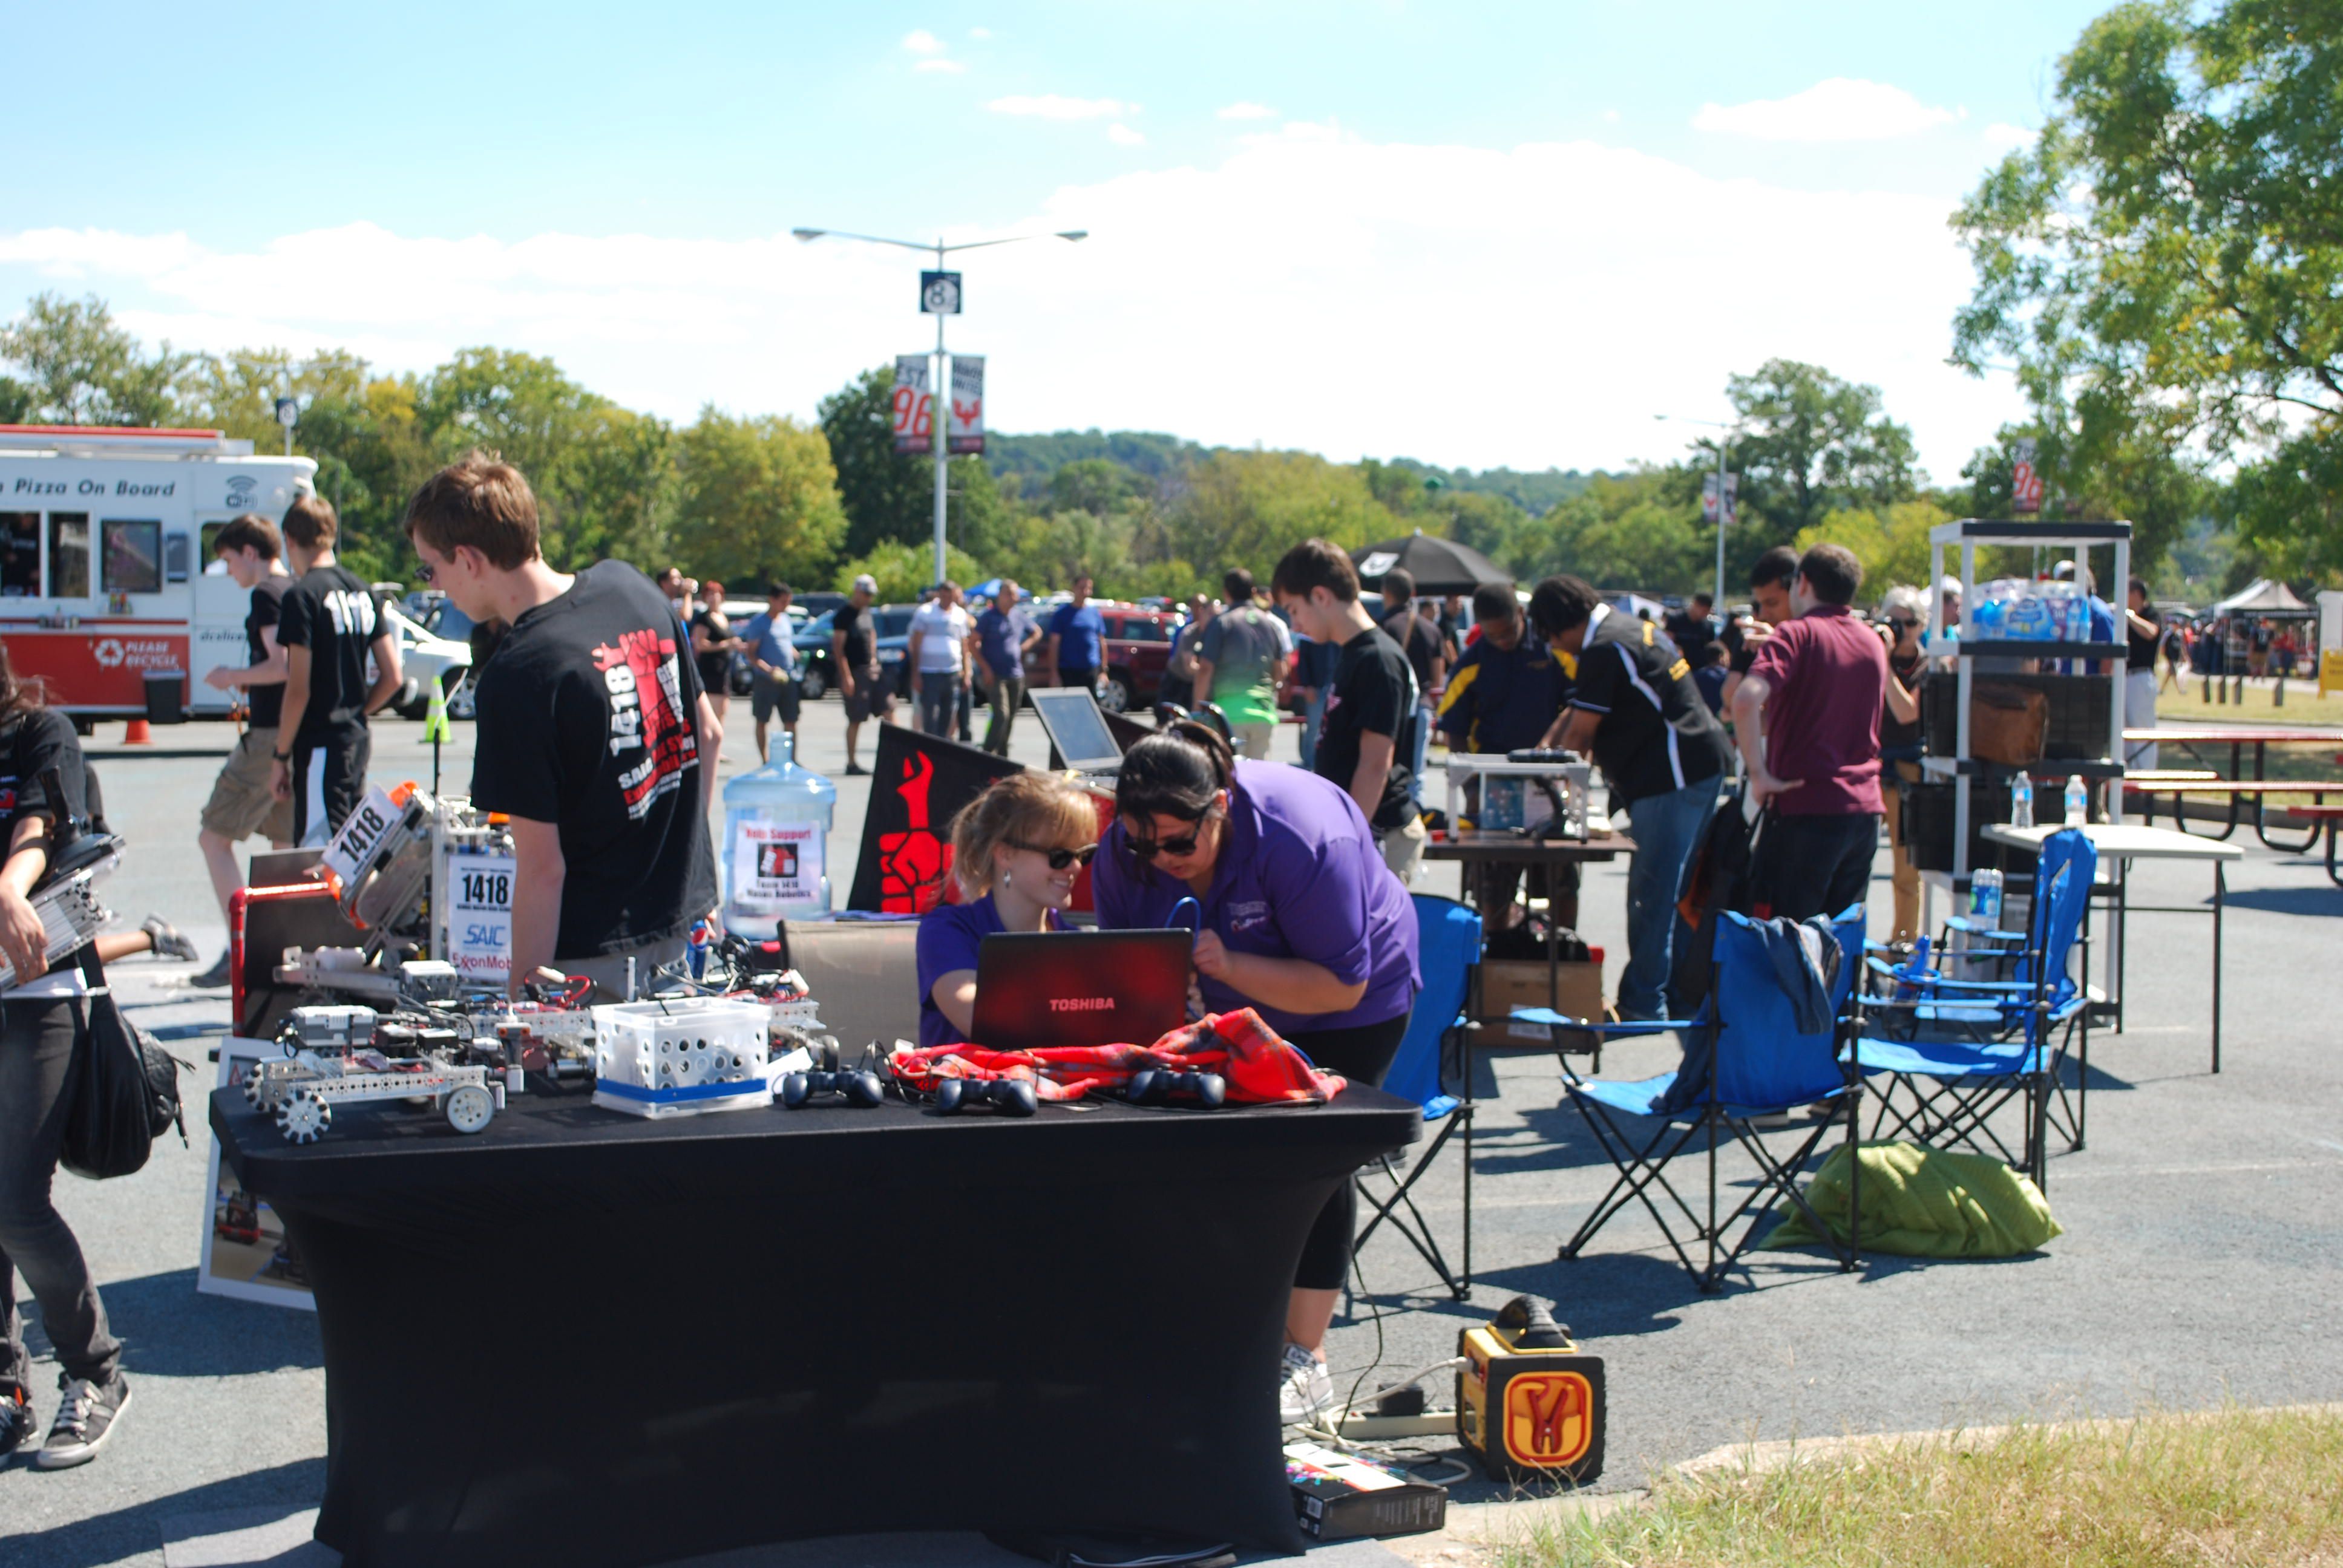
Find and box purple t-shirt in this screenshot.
[1091,759,1420,1036]
[914,893,1064,1048]
[1746,603,1888,816]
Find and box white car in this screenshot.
[375,595,473,720]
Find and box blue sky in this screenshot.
[2,1,2115,480]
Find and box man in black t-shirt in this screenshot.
[269,497,401,848]
[1531,575,1732,1020]
[404,452,720,998]
[1273,538,1421,884]
[192,514,297,986]
[1377,568,1446,809]
[831,572,891,776]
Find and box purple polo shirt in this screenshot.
[914,893,1065,1048]
[1746,603,1888,816]
[1092,759,1420,1037]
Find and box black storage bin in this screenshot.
[1921,671,2113,762]
[142,669,186,725]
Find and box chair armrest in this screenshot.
[1510,1007,1692,1039]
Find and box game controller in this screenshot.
[933,1076,1040,1117]
[779,1068,886,1109]
[1126,1068,1227,1108]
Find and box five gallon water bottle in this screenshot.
[2064,773,2089,828]
[721,731,837,935]
[2010,770,2036,829]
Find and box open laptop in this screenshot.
[971,929,1192,1049]
[1027,685,1126,779]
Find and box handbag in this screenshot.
[58,941,190,1181]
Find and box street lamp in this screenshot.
[1655,413,1740,612]
[794,226,1089,586]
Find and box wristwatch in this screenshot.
[273,750,292,762]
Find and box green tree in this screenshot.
[1795,500,1955,600]
[0,292,192,425]
[819,367,934,557]
[1167,450,1388,580]
[1725,359,1918,538]
[672,408,847,586]
[834,541,983,603]
[1952,0,2343,575]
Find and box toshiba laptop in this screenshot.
[1027,686,1126,779]
[970,929,1192,1049]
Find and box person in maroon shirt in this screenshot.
[1729,543,1889,920]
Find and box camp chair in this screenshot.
[1354,893,1482,1300]
[1847,828,2098,1185]
[1517,905,1867,1294]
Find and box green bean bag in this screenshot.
[1760,1140,2062,1258]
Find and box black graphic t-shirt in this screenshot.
[834,602,877,673]
[275,564,383,748]
[0,708,87,838]
[245,577,290,731]
[470,560,716,959]
[1314,626,1417,832]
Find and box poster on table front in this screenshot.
[198,1039,316,1312]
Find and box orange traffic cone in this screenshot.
[123,718,152,745]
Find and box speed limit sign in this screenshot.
[920,270,963,315]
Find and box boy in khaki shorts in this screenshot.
[190,515,297,988]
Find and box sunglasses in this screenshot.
[1126,818,1213,861]
[415,560,436,583]
[1009,840,1098,871]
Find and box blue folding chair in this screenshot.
[1518,905,1867,1293]
[1849,828,2097,1186]
[1355,893,1483,1299]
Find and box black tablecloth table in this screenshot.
[212,1081,1420,1568]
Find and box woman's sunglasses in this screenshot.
[1008,840,1098,871]
[1126,827,1205,861]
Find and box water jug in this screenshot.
[721,731,837,934]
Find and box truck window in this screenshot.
[0,514,37,596]
[46,512,90,598]
[101,519,163,595]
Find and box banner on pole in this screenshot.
[891,354,933,456]
[2011,437,2043,515]
[948,354,985,455]
[1700,472,1739,527]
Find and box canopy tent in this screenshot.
[1351,532,1511,596]
[2210,578,2313,616]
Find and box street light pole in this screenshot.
[1656,413,1738,612]
[793,225,1089,589]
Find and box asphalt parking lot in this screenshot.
[5,699,2342,1567]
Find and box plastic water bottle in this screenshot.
[2064,773,2088,828]
[1970,868,2003,924]
[721,731,837,934]
[2010,771,2036,829]
[1971,582,2010,641]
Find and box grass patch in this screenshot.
[2155,683,2343,731]
[1507,1405,2343,1568]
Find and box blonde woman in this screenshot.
[916,772,1101,1048]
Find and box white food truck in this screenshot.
[0,426,467,725]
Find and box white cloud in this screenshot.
[1216,102,1276,121]
[969,25,992,39]
[1106,123,1145,146]
[900,29,946,56]
[0,131,2022,479]
[1983,121,2037,152]
[1694,78,1963,142]
[1601,109,1620,123]
[914,58,966,74]
[986,94,1129,121]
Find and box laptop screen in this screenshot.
[971,929,1191,1050]
[1029,687,1124,771]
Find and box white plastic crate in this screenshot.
[589,998,772,1119]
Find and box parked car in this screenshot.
[997,600,1179,714]
[382,596,474,720]
[416,594,480,719]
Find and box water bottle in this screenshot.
[2064,773,2088,828]
[2010,771,2035,829]
[1970,867,2003,924]
[721,731,837,933]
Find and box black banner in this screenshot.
[847,724,1023,914]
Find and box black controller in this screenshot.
[933,1077,1040,1117]
[1126,1068,1227,1108]
[780,1069,885,1109]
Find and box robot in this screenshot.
[243,1004,506,1144]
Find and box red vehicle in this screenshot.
[996,599,1182,714]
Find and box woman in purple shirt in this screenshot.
[916,773,1100,1049]
[1090,721,1419,1425]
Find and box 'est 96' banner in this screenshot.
[891,354,933,456]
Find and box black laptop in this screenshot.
[970,929,1192,1049]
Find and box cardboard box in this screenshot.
[1473,954,1605,1044]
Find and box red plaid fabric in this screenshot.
[891,1009,1346,1105]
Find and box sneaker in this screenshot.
[1277,1343,1334,1425]
[189,950,234,989]
[36,1373,129,1469]
[844,762,868,777]
[140,915,198,963]
[0,1385,32,1462]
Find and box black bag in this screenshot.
[1670,785,1763,1015]
[59,943,189,1181]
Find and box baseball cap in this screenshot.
[852,573,878,595]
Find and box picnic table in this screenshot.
[2121,725,2343,849]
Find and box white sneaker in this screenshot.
[1277,1343,1333,1425]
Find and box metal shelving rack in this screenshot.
[1921,518,2132,915]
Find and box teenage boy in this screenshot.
[404,451,721,998]
[1274,539,1423,884]
[269,497,401,847]
[1047,575,1106,696]
[1721,545,1799,708]
[1195,568,1293,759]
[1378,567,1445,806]
[833,573,891,776]
[1530,575,1733,1019]
[1731,543,1888,921]
[191,515,296,987]
[736,581,800,767]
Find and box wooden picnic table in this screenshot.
[2121,726,2343,849]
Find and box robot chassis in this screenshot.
[243,1004,506,1145]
